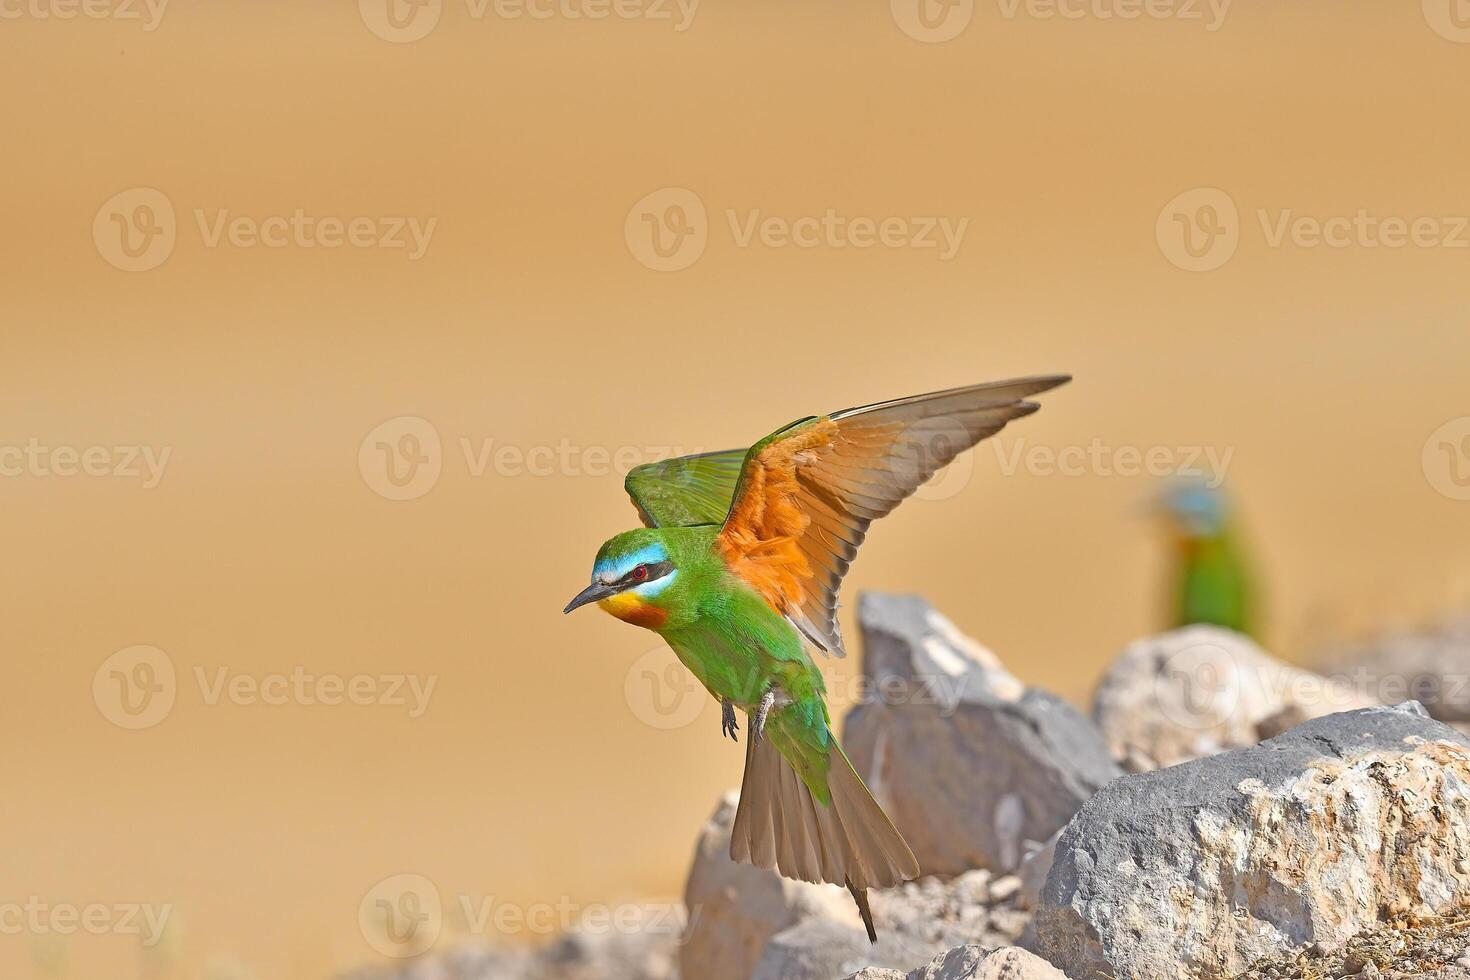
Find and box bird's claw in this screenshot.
[721,699,740,742]
[752,689,775,744]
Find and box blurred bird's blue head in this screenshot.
[1162,482,1228,538]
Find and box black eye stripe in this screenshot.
[618,560,674,587]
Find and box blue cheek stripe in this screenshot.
[594,543,670,583]
[633,569,677,598]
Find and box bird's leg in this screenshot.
[720,698,740,742]
[751,689,776,743]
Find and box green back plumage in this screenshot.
[660,579,837,803]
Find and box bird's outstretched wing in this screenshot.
[716,376,1070,657]
[625,448,748,528]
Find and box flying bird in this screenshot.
[564,376,1070,940]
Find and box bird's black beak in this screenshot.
[564,581,616,614]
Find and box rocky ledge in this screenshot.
[338,595,1470,980]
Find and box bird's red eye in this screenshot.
[631,565,649,582]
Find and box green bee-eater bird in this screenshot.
[1161,483,1254,636]
[564,376,1070,940]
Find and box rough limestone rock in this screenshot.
[843,945,1067,980]
[334,929,675,980]
[1318,612,1470,723]
[1035,702,1470,980]
[1231,912,1470,980]
[844,593,1123,875]
[1015,831,1059,912]
[751,918,875,980]
[336,942,532,980]
[747,869,1034,980]
[532,927,678,980]
[868,872,1029,954]
[680,792,856,980]
[1091,625,1375,772]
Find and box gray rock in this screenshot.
[1226,908,1470,979]
[751,918,876,980]
[1015,831,1058,912]
[736,862,1034,979]
[1034,702,1470,980]
[867,871,1029,954]
[845,945,1066,979]
[679,792,860,980]
[1092,625,1375,772]
[335,941,535,980]
[844,593,1123,875]
[1318,612,1470,722]
[533,926,678,980]
[333,928,677,980]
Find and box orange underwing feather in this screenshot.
[712,376,1071,657]
[715,419,837,611]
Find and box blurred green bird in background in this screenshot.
[1159,482,1256,637]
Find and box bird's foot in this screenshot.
[752,689,776,743]
[721,699,740,742]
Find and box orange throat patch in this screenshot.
[597,592,668,629]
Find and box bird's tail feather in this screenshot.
[730,731,918,942]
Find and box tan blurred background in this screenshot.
[3,0,1469,976]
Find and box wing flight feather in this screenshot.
[714,376,1070,656]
